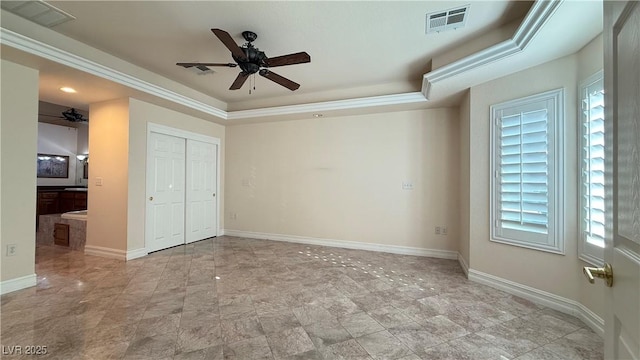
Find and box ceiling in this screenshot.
[0,1,603,123]
[38,100,89,128]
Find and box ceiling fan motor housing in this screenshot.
[234,46,267,74]
[242,31,258,43]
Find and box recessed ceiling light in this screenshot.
[313,114,323,118]
[60,87,77,93]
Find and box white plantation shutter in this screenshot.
[579,72,605,265]
[491,89,564,253]
[499,109,549,234]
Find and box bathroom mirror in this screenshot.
[75,155,88,186]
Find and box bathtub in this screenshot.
[61,210,88,221]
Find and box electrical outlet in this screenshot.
[435,227,441,235]
[442,226,448,235]
[6,244,17,256]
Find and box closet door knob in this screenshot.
[149,196,154,201]
[213,193,216,197]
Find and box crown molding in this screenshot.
[0,27,228,119]
[512,0,563,48]
[421,0,563,99]
[227,92,427,120]
[0,0,561,121]
[1,26,428,121]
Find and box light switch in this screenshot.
[402,182,414,190]
[96,177,103,186]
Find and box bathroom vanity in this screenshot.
[36,186,87,229]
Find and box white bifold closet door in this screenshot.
[146,132,186,253]
[146,132,218,253]
[185,139,217,243]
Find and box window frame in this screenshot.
[578,70,605,266]
[489,88,565,254]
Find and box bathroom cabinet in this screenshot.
[36,187,88,229]
[59,191,87,213]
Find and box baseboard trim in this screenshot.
[222,229,458,260]
[0,274,37,295]
[126,248,148,261]
[84,245,126,261]
[575,302,606,338]
[457,253,469,277]
[468,269,604,337]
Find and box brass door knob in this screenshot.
[583,263,613,287]
[149,196,153,201]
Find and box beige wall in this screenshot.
[466,34,605,320]
[87,98,225,254]
[87,98,131,252]
[127,98,225,251]
[458,90,471,268]
[225,108,460,251]
[470,54,580,299]
[0,60,38,283]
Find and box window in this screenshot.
[579,71,605,265]
[490,89,564,253]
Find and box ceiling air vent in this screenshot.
[426,5,469,34]
[191,66,215,76]
[1,1,75,28]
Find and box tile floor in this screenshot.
[1,236,603,360]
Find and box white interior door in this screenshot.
[146,132,186,253]
[185,140,218,243]
[604,2,640,359]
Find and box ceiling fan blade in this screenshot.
[230,72,250,90]
[265,52,311,67]
[259,69,300,91]
[176,62,237,68]
[211,28,247,61]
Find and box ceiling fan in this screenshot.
[39,108,88,123]
[177,29,311,91]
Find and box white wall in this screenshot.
[0,59,38,287]
[77,123,89,155]
[225,108,460,252]
[459,90,471,269]
[37,122,78,186]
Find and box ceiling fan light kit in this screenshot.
[177,28,310,91]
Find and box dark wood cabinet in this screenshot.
[36,188,88,229]
[59,191,87,213]
[37,192,59,215]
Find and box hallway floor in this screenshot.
[1,236,603,359]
